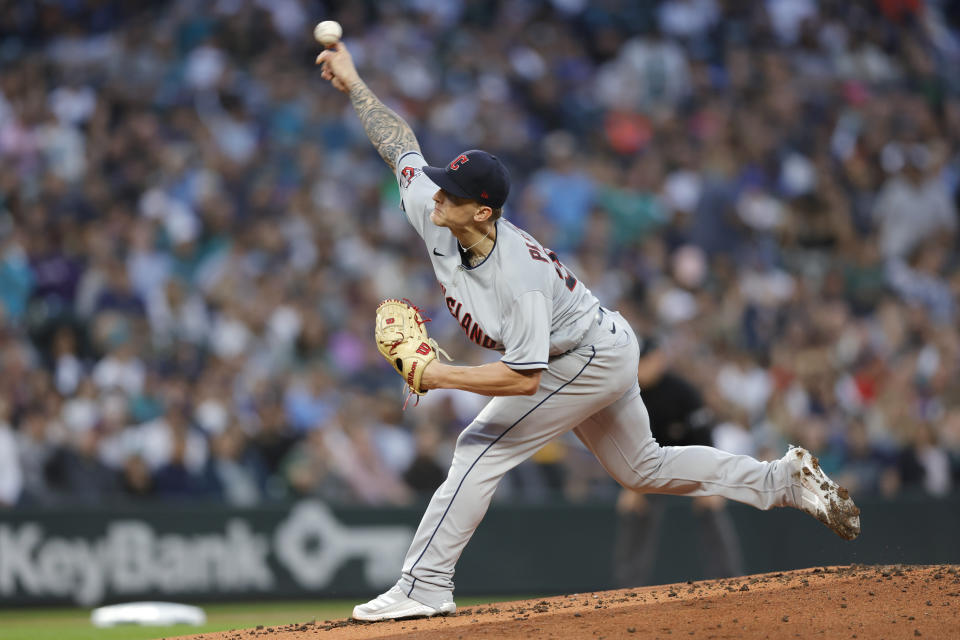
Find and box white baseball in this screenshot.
[313,20,342,47]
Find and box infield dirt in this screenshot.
[176,564,960,640]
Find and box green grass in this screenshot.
[0,596,519,640]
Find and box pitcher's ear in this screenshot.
[474,205,493,222]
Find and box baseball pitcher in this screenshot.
[316,42,860,622]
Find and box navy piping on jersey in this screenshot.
[501,360,549,367]
[407,345,597,597]
[397,150,421,166]
[458,219,499,270]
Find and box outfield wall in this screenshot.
[0,496,957,607]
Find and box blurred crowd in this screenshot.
[1,0,959,509]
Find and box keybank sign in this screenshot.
[0,502,413,605]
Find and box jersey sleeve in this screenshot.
[395,151,435,238]
[499,290,551,371]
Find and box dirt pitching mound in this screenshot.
[177,564,960,640]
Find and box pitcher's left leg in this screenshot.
[393,346,609,611]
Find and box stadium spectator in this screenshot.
[0,0,957,509]
[873,143,957,260]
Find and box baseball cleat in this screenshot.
[784,445,861,540]
[352,586,456,622]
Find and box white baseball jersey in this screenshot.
[396,151,600,369]
[382,150,802,614]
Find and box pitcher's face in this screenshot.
[430,189,481,230]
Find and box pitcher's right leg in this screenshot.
[574,384,795,509]
[574,383,860,539]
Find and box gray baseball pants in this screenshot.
[396,309,797,608]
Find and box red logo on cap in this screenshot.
[481,191,489,199]
[449,154,469,170]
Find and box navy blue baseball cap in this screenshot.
[423,150,510,209]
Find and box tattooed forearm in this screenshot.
[349,79,421,170]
